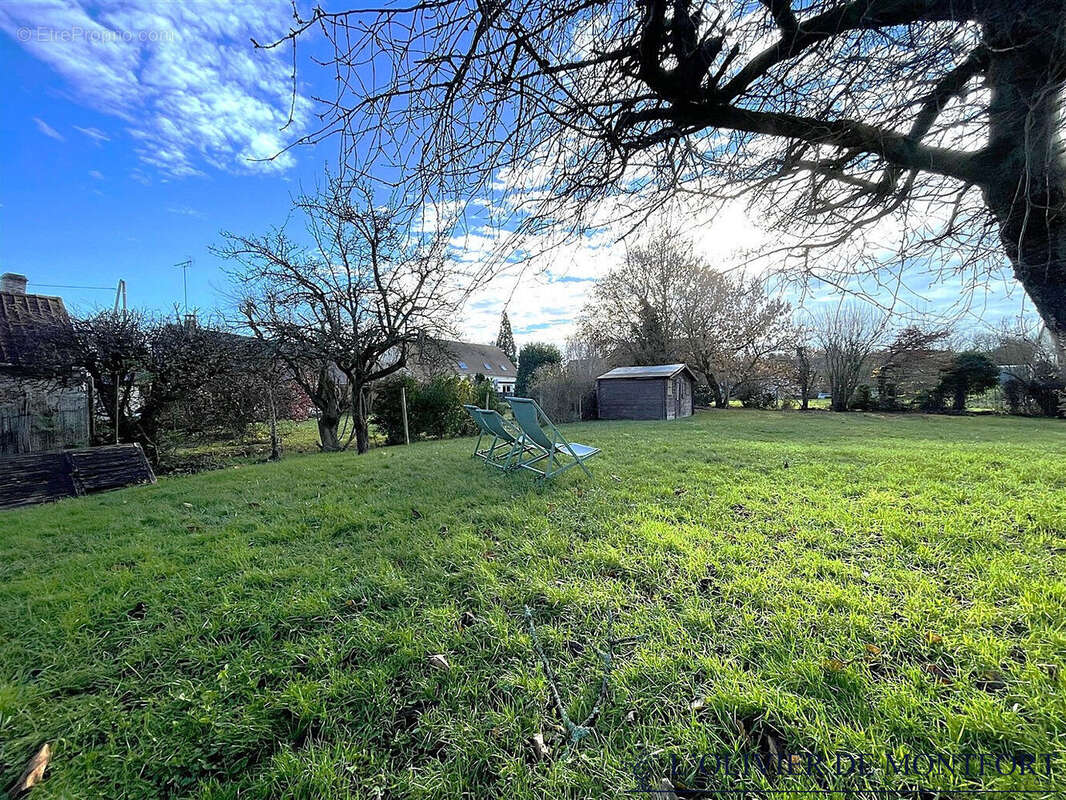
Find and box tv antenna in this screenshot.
[174,259,192,315]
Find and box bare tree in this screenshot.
[564,336,611,384]
[576,229,692,364]
[578,229,792,405]
[48,310,275,461]
[216,177,461,453]
[677,270,793,407]
[259,1,1066,364]
[60,309,152,443]
[528,362,587,422]
[813,305,890,411]
[239,338,307,461]
[872,326,952,407]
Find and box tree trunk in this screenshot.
[318,413,342,451]
[267,384,281,461]
[708,376,722,407]
[113,371,121,444]
[983,7,1066,374]
[718,383,733,408]
[953,386,966,412]
[312,367,345,451]
[796,348,811,410]
[693,366,723,407]
[353,387,370,454]
[830,382,848,412]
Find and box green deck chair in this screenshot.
[505,397,600,479]
[463,404,536,470]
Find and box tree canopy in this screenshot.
[515,342,563,396]
[495,311,517,364]
[578,229,794,406]
[262,0,1065,360]
[217,177,462,453]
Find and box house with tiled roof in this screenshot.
[0,273,90,454]
[0,276,71,368]
[407,338,517,394]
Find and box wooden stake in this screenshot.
[267,384,281,461]
[114,372,120,445]
[401,385,410,445]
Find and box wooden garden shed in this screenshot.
[595,363,696,420]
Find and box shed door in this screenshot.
[673,376,692,417]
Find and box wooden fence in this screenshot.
[0,444,155,509]
[0,396,90,456]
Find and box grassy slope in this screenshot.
[1,411,1064,799]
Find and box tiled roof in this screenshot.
[411,339,516,379]
[0,291,71,368]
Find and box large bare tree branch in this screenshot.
[256,0,1066,364]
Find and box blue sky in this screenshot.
[0,1,336,321]
[0,1,1035,346]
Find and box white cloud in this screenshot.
[455,187,776,347]
[33,116,64,140]
[74,125,110,143]
[166,205,203,218]
[2,1,310,177]
[88,169,103,179]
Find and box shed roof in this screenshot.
[596,363,694,381]
[0,291,71,368]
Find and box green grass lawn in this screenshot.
[1,411,1064,798]
[161,419,349,474]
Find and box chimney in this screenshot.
[1,273,27,294]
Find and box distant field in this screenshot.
[1,411,1064,798]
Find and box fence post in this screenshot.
[113,371,120,445]
[86,372,95,445]
[400,385,410,445]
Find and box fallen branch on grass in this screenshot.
[524,605,643,750]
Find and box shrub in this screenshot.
[469,374,505,414]
[372,376,420,445]
[528,363,594,422]
[413,375,478,439]
[870,381,906,411]
[913,387,947,412]
[849,384,873,411]
[736,384,777,409]
[1004,375,1065,417]
[935,352,1000,411]
[372,375,502,445]
[693,383,716,407]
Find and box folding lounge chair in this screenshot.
[464,404,504,462]
[505,397,600,479]
[463,404,537,470]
